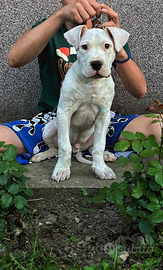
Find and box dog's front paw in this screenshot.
[51,166,71,182]
[104,151,116,162]
[92,163,116,180]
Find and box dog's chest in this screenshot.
[70,101,105,130]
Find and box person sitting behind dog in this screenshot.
[0,0,161,164]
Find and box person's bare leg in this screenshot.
[0,125,27,154]
[119,115,161,143]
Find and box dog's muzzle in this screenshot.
[90,60,103,71]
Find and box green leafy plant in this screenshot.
[90,101,163,245]
[130,257,162,270]
[0,142,34,240]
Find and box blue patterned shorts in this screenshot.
[1,111,139,164]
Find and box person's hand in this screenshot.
[60,0,101,25]
[101,4,120,28]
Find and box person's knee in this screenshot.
[119,115,161,143]
[0,125,27,154]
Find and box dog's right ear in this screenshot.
[64,25,87,50]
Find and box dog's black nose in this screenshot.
[90,60,103,71]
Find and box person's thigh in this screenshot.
[119,115,161,142]
[0,125,27,154]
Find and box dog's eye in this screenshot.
[105,44,110,49]
[81,44,88,50]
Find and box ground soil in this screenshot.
[2,188,162,269]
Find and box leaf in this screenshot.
[145,113,157,118]
[114,140,130,151]
[145,233,155,245]
[130,153,142,163]
[14,195,27,210]
[135,132,146,140]
[99,186,110,194]
[144,190,158,203]
[91,194,105,203]
[138,199,148,208]
[151,120,159,124]
[25,188,34,197]
[132,187,143,199]
[11,161,28,173]
[106,191,116,203]
[8,183,20,195]
[121,131,137,140]
[0,231,5,240]
[0,141,5,148]
[142,140,152,149]
[145,258,162,267]
[147,202,160,211]
[150,160,161,167]
[133,163,143,173]
[132,140,143,153]
[10,170,24,177]
[137,179,147,189]
[0,174,8,186]
[101,258,112,269]
[139,219,152,234]
[149,180,161,191]
[82,188,89,196]
[155,170,163,187]
[1,193,13,208]
[119,181,128,190]
[115,156,130,167]
[2,145,17,161]
[123,171,132,178]
[110,182,119,190]
[149,209,163,223]
[140,149,155,157]
[0,222,7,232]
[147,134,156,141]
[71,235,77,243]
[147,167,157,176]
[115,190,124,200]
[0,161,10,174]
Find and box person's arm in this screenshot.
[115,49,147,99]
[8,0,101,68]
[101,4,147,99]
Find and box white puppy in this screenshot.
[31,25,129,181]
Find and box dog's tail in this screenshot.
[75,152,92,165]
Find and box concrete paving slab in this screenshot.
[25,157,132,189]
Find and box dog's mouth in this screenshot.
[93,73,111,79]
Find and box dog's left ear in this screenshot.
[64,25,88,50]
[105,27,130,52]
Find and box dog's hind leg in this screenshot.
[103,151,116,162]
[30,119,58,163]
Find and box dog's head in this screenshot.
[64,25,129,78]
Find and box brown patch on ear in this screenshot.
[80,25,87,38]
[105,28,113,40]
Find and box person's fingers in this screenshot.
[101,4,120,28]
